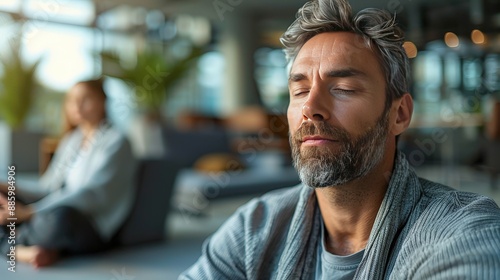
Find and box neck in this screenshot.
[79,121,103,146]
[315,147,396,256]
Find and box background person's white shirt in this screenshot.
[27,123,137,241]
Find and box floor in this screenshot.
[0,164,498,280]
[0,195,254,280]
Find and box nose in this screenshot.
[302,87,331,121]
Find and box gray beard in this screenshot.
[290,112,389,188]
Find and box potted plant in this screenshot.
[0,42,42,172]
[101,46,202,115]
[100,45,203,158]
[0,46,39,128]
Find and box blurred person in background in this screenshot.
[0,79,137,267]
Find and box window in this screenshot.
[254,47,289,112]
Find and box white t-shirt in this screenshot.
[32,124,137,241]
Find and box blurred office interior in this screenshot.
[0,0,500,279]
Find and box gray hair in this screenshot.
[281,0,410,108]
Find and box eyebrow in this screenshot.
[289,68,367,82]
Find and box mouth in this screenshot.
[300,135,338,146]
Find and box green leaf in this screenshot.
[0,46,40,129]
[100,46,203,112]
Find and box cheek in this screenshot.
[329,99,380,136]
[287,102,303,133]
[82,100,103,115]
[66,103,79,116]
[65,106,80,125]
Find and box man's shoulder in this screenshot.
[410,176,500,238]
[213,184,308,241]
[238,184,307,220]
[419,177,500,217]
[391,178,500,278]
[203,184,308,262]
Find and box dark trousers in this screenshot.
[1,206,108,256]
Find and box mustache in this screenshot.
[291,122,350,143]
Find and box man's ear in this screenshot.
[391,93,413,136]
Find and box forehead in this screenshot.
[67,85,101,103]
[69,84,96,95]
[290,32,381,74]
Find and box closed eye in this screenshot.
[331,88,355,95]
[292,90,309,96]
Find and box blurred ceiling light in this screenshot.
[403,41,418,58]
[471,29,485,44]
[444,32,459,48]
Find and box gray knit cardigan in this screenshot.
[180,152,500,279]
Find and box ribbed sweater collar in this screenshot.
[277,151,422,279]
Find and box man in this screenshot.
[180,0,500,279]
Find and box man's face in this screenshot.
[287,32,389,188]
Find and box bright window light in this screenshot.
[0,0,21,12]
[21,22,95,91]
[23,0,95,26]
